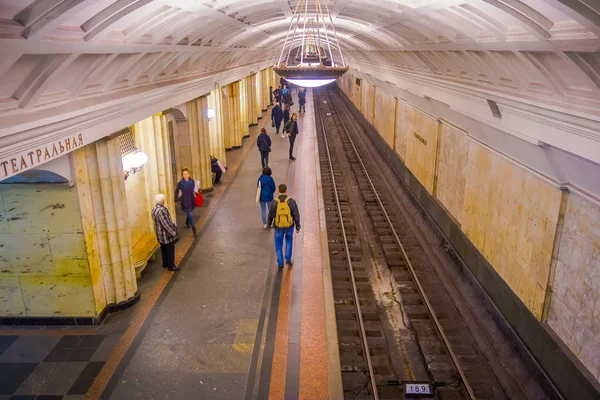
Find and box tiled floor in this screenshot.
[0,335,112,398]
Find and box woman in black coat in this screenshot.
[256,128,272,169]
[175,168,196,235]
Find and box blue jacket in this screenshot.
[258,175,276,203]
[175,178,195,212]
[271,105,283,122]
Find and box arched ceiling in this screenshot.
[0,0,599,163]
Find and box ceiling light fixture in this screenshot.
[274,0,348,88]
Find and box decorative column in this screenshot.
[209,89,226,166]
[238,79,249,140]
[187,96,212,190]
[220,85,232,150]
[134,114,175,222]
[73,138,138,313]
[232,81,242,147]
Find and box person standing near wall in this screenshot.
[283,112,299,161]
[267,184,301,268]
[152,194,180,271]
[257,128,272,169]
[273,85,282,107]
[282,105,290,139]
[175,168,197,236]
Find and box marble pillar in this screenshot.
[233,80,245,144]
[73,138,138,310]
[209,90,227,166]
[187,96,212,190]
[220,85,232,150]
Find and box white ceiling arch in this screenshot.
[0,0,599,164]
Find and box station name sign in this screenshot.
[0,134,84,180]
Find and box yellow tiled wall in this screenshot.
[362,82,376,125]
[548,193,600,381]
[0,184,95,317]
[125,169,150,248]
[373,89,396,149]
[401,103,440,194]
[461,142,562,317]
[436,122,469,225]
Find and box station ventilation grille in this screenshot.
[118,128,137,156]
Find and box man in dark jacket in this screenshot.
[298,89,306,113]
[267,184,301,268]
[271,104,283,135]
[283,88,293,106]
[273,85,282,106]
[256,128,272,168]
[211,156,224,184]
[283,112,299,161]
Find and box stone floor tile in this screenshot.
[0,336,59,363]
[0,337,18,357]
[15,362,85,396]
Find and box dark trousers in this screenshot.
[260,151,269,168]
[288,135,296,159]
[160,241,175,269]
[212,165,222,183]
[274,120,282,134]
[299,104,305,112]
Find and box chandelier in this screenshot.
[274,0,348,88]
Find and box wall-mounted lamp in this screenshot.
[117,127,148,180]
[122,151,148,180]
[207,108,215,120]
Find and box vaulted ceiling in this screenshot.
[0,0,599,161]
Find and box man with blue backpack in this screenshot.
[267,184,301,268]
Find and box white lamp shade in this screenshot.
[122,151,148,171]
[286,78,336,88]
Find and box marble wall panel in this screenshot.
[20,276,95,316]
[394,99,410,161]
[0,277,25,316]
[548,193,600,380]
[436,122,469,225]
[461,141,563,318]
[0,233,52,275]
[402,105,440,194]
[373,89,396,148]
[124,168,150,248]
[0,192,7,233]
[1,185,83,234]
[48,233,89,277]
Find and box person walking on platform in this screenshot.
[175,168,197,236]
[268,184,301,268]
[152,194,180,271]
[273,85,282,107]
[283,112,299,161]
[282,105,290,139]
[257,167,276,229]
[271,104,283,135]
[269,85,274,106]
[283,87,293,107]
[298,89,306,113]
[257,128,272,169]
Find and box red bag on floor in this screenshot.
[194,192,204,208]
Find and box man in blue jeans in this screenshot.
[267,184,301,268]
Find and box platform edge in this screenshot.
[314,106,344,400]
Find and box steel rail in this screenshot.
[317,94,380,400]
[329,91,478,400]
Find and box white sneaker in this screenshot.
[281,134,285,139]
[263,224,268,229]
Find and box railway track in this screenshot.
[314,87,561,400]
